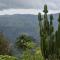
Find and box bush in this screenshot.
[16,34,35,50]
[0,32,11,55]
[0,55,17,60]
[21,47,44,60]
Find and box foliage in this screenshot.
[16,34,35,50]
[38,4,60,60]
[1,4,60,60]
[43,4,48,13]
[0,32,11,55]
[55,13,60,59]
[21,47,44,60]
[0,55,17,60]
[16,33,45,60]
[38,4,50,59]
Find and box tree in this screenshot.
[16,34,35,50]
[0,32,11,55]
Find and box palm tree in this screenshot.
[16,34,35,50]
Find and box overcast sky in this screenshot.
[0,0,59,10]
[0,0,60,15]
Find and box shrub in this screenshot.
[16,34,35,50]
[0,32,11,55]
[0,55,17,60]
[21,47,44,60]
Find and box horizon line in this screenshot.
[0,8,60,15]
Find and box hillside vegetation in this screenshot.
[0,5,60,60]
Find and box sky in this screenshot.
[0,0,60,15]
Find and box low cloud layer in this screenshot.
[0,9,39,15]
[0,0,60,15]
[0,9,60,15]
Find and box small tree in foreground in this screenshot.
[16,34,44,60]
[16,34,35,50]
[0,32,11,55]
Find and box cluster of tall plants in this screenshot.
[38,4,60,60]
[16,34,44,60]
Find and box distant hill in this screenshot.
[0,14,39,43]
[0,13,59,56]
[0,14,59,43]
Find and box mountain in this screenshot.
[0,13,59,56]
[0,14,40,43]
[0,14,59,43]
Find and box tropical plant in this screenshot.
[16,34,35,50]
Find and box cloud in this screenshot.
[0,0,60,10]
[0,9,40,15]
[0,8,60,15]
[0,0,60,14]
